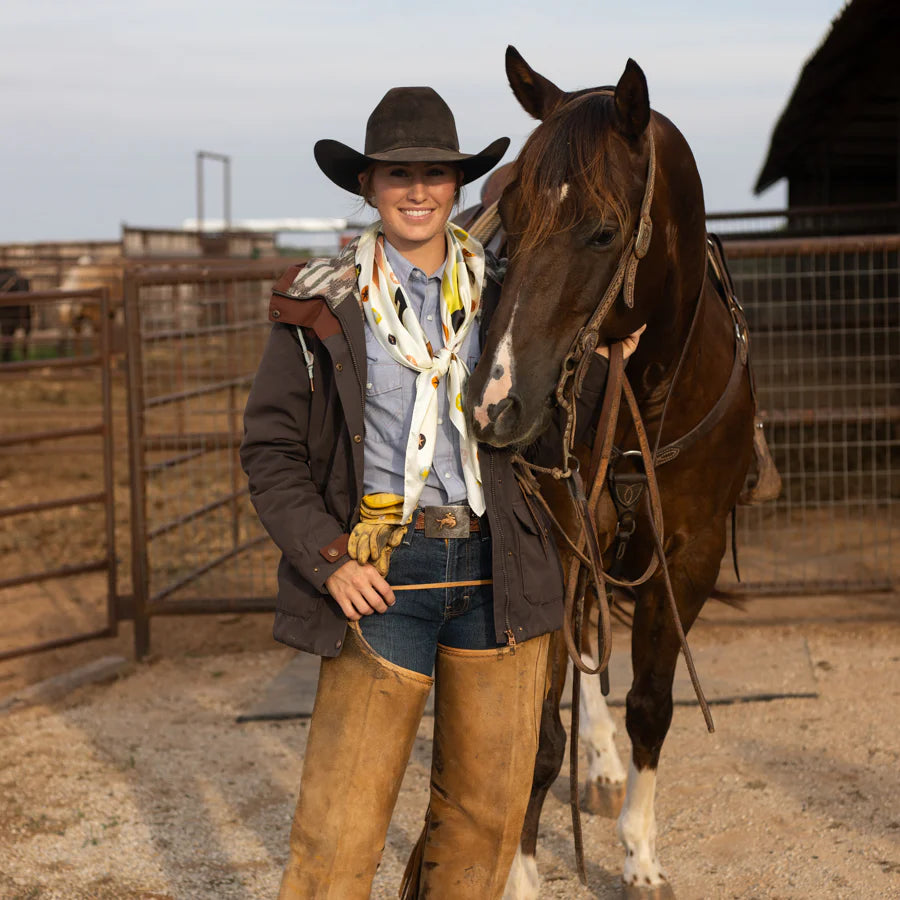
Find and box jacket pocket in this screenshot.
[510,496,560,606]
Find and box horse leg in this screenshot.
[503,632,567,900]
[617,532,722,898]
[579,648,627,816]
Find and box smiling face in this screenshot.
[363,161,460,272]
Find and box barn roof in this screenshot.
[754,0,900,194]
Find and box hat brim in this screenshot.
[314,137,511,195]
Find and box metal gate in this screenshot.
[0,288,117,661]
[122,262,285,657]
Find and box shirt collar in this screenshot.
[383,238,447,286]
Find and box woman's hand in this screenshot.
[325,560,396,621]
[595,323,647,361]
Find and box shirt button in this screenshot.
[366,382,373,389]
[444,472,452,479]
[426,314,433,321]
[353,434,362,443]
[437,418,443,425]
[335,363,343,371]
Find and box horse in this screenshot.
[465,48,757,898]
[58,257,124,356]
[0,268,32,363]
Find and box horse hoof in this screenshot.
[581,779,625,817]
[621,879,676,900]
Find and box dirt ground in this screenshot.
[1,593,899,900]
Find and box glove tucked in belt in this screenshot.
[347,493,408,577]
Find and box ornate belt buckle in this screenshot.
[423,505,470,539]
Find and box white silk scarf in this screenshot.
[355,222,485,524]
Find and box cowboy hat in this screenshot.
[314,87,510,195]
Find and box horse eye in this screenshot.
[588,229,616,247]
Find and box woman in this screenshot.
[241,87,643,899]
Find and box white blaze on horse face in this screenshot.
[472,305,516,428]
[502,845,540,900]
[579,652,627,785]
[617,760,668,888]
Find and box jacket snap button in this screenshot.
[327,548,339,557]
[353,434,362,443]
[336,363,343,371]
[271,308,280,318]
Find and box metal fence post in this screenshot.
[123,271,151,657]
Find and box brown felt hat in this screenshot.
[315,87,510,195]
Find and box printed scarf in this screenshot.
[355,222,485,524]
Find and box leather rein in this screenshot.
[468,113,751,883]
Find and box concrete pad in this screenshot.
[0,655,129,714]
[237,635,817,722]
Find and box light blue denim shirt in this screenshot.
[362,240,481,506]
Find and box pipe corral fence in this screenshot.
[0,228,898,659]
[0,288,117,661]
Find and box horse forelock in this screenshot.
[510,93,635,255]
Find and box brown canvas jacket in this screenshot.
[240,238,609,657]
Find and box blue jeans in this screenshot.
[357,513,503,675]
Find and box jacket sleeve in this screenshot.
[526,353,610,468]
[240,323,350,593]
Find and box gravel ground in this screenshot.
[1,594,899,900]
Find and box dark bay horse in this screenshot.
[0,268,32,363]
[466,48,756,898]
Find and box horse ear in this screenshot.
[506,45,565,121]
[614,58,650,140]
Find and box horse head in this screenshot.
[468,47,709,447]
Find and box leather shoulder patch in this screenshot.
[268,294,342,339]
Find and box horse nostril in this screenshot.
[491,394,522,431]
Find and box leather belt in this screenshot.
[413,505,480,538]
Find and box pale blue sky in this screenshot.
[2,0,845,242]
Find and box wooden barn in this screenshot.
[754,0,900,231]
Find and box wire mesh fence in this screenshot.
[718,234,899,593]
[4,229,897,660]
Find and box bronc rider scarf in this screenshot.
[355,221,485,525]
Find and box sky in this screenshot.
[1,0,847,243]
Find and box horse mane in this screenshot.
[510,92,633,255]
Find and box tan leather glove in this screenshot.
[347,493,408,577]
